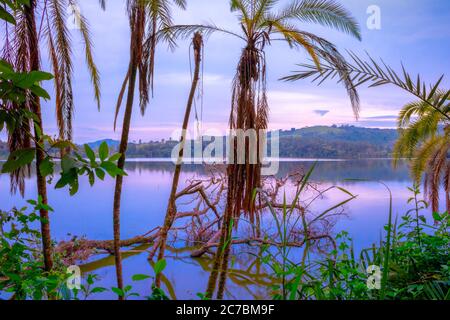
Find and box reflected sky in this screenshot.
[0,160,444,299]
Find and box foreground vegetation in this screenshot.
[0,0,448,301]
[1,177,448,300]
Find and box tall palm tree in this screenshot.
[111,0,186,297]
[164,0,361,298]
[152,32,203,288]
[2,0,102,272]
[394,96,449,214]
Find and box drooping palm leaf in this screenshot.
[283,51,450,122]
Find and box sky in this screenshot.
[34,0,450,143]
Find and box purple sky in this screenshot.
[34,0,450,142]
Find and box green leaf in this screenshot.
[1,148,35,173]
[88,170,95,186]
[95,168,105,180]
[22,71,53,86]
[84,144,95,163]
[17,0,31,6]
[432,211,443,222]
[30,85,51,100]
[0,59,13,73]
[108,153,122,162]
[91,287,107,294]
[55,169,77,189]
[52,140,75,150]
[153,259,167,276]
[98,142,108,161]
[61,155,77,173]
[132,274,151,281]
[69,178,79,196]
[39,157,54,177]
[111,287,124,297]
[0,7,15,25]
[100,161,125,177]
[86,274,95,285]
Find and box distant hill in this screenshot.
[280,125,397,144]
[0,126,400,160]
[276,125,398,159]
[87,139,120,149]
[123,125,399,159]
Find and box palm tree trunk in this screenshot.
[216,208,233,299]
[113,59,138,299]
[205,188,233,299]
[154,33,203,287]
[25,0,53,272]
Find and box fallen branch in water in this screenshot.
[55,168,344,265]
[55,231,159,265]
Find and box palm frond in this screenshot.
[114,69,130,130]
[279,34,360,118]
[410,135,442,183]
[159,23,245,42]
[270,20,320,68]
[69,0,101,110]
[283,51,450,122]
[254,0,278,26]
[47,0,74,141]
[423,139,448,213]
[394,111,441,162]
[273,0,361,40]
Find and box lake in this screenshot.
[0,159,444,299]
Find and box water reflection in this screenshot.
[0,159,441,299]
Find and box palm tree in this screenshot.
[2,0,102,272]
[164,0,361,299]
[152,32,203,288]
[111,0,186,297]
[394,97,449,214]
[283,52,450,216]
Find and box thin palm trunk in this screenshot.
[216,203,233,299]
[205,192,233,299]
[208,43,265,299]
[154,33,203,287]
[25,0,53,272]
[113,58,138,299]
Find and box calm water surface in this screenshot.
[1,160,443,299]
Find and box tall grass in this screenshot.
[255,168,450,300]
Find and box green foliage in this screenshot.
[52,142,125,196]
[0,0,30,25]
[1,137,126,196]
[111,285,139,299]
[256,164,358,300]
[1,148,35,173]
[152,258,167,276]
[0,59,53,103]
[258,183,450,300]
[0,202,68,299]
[71,274,107,300]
